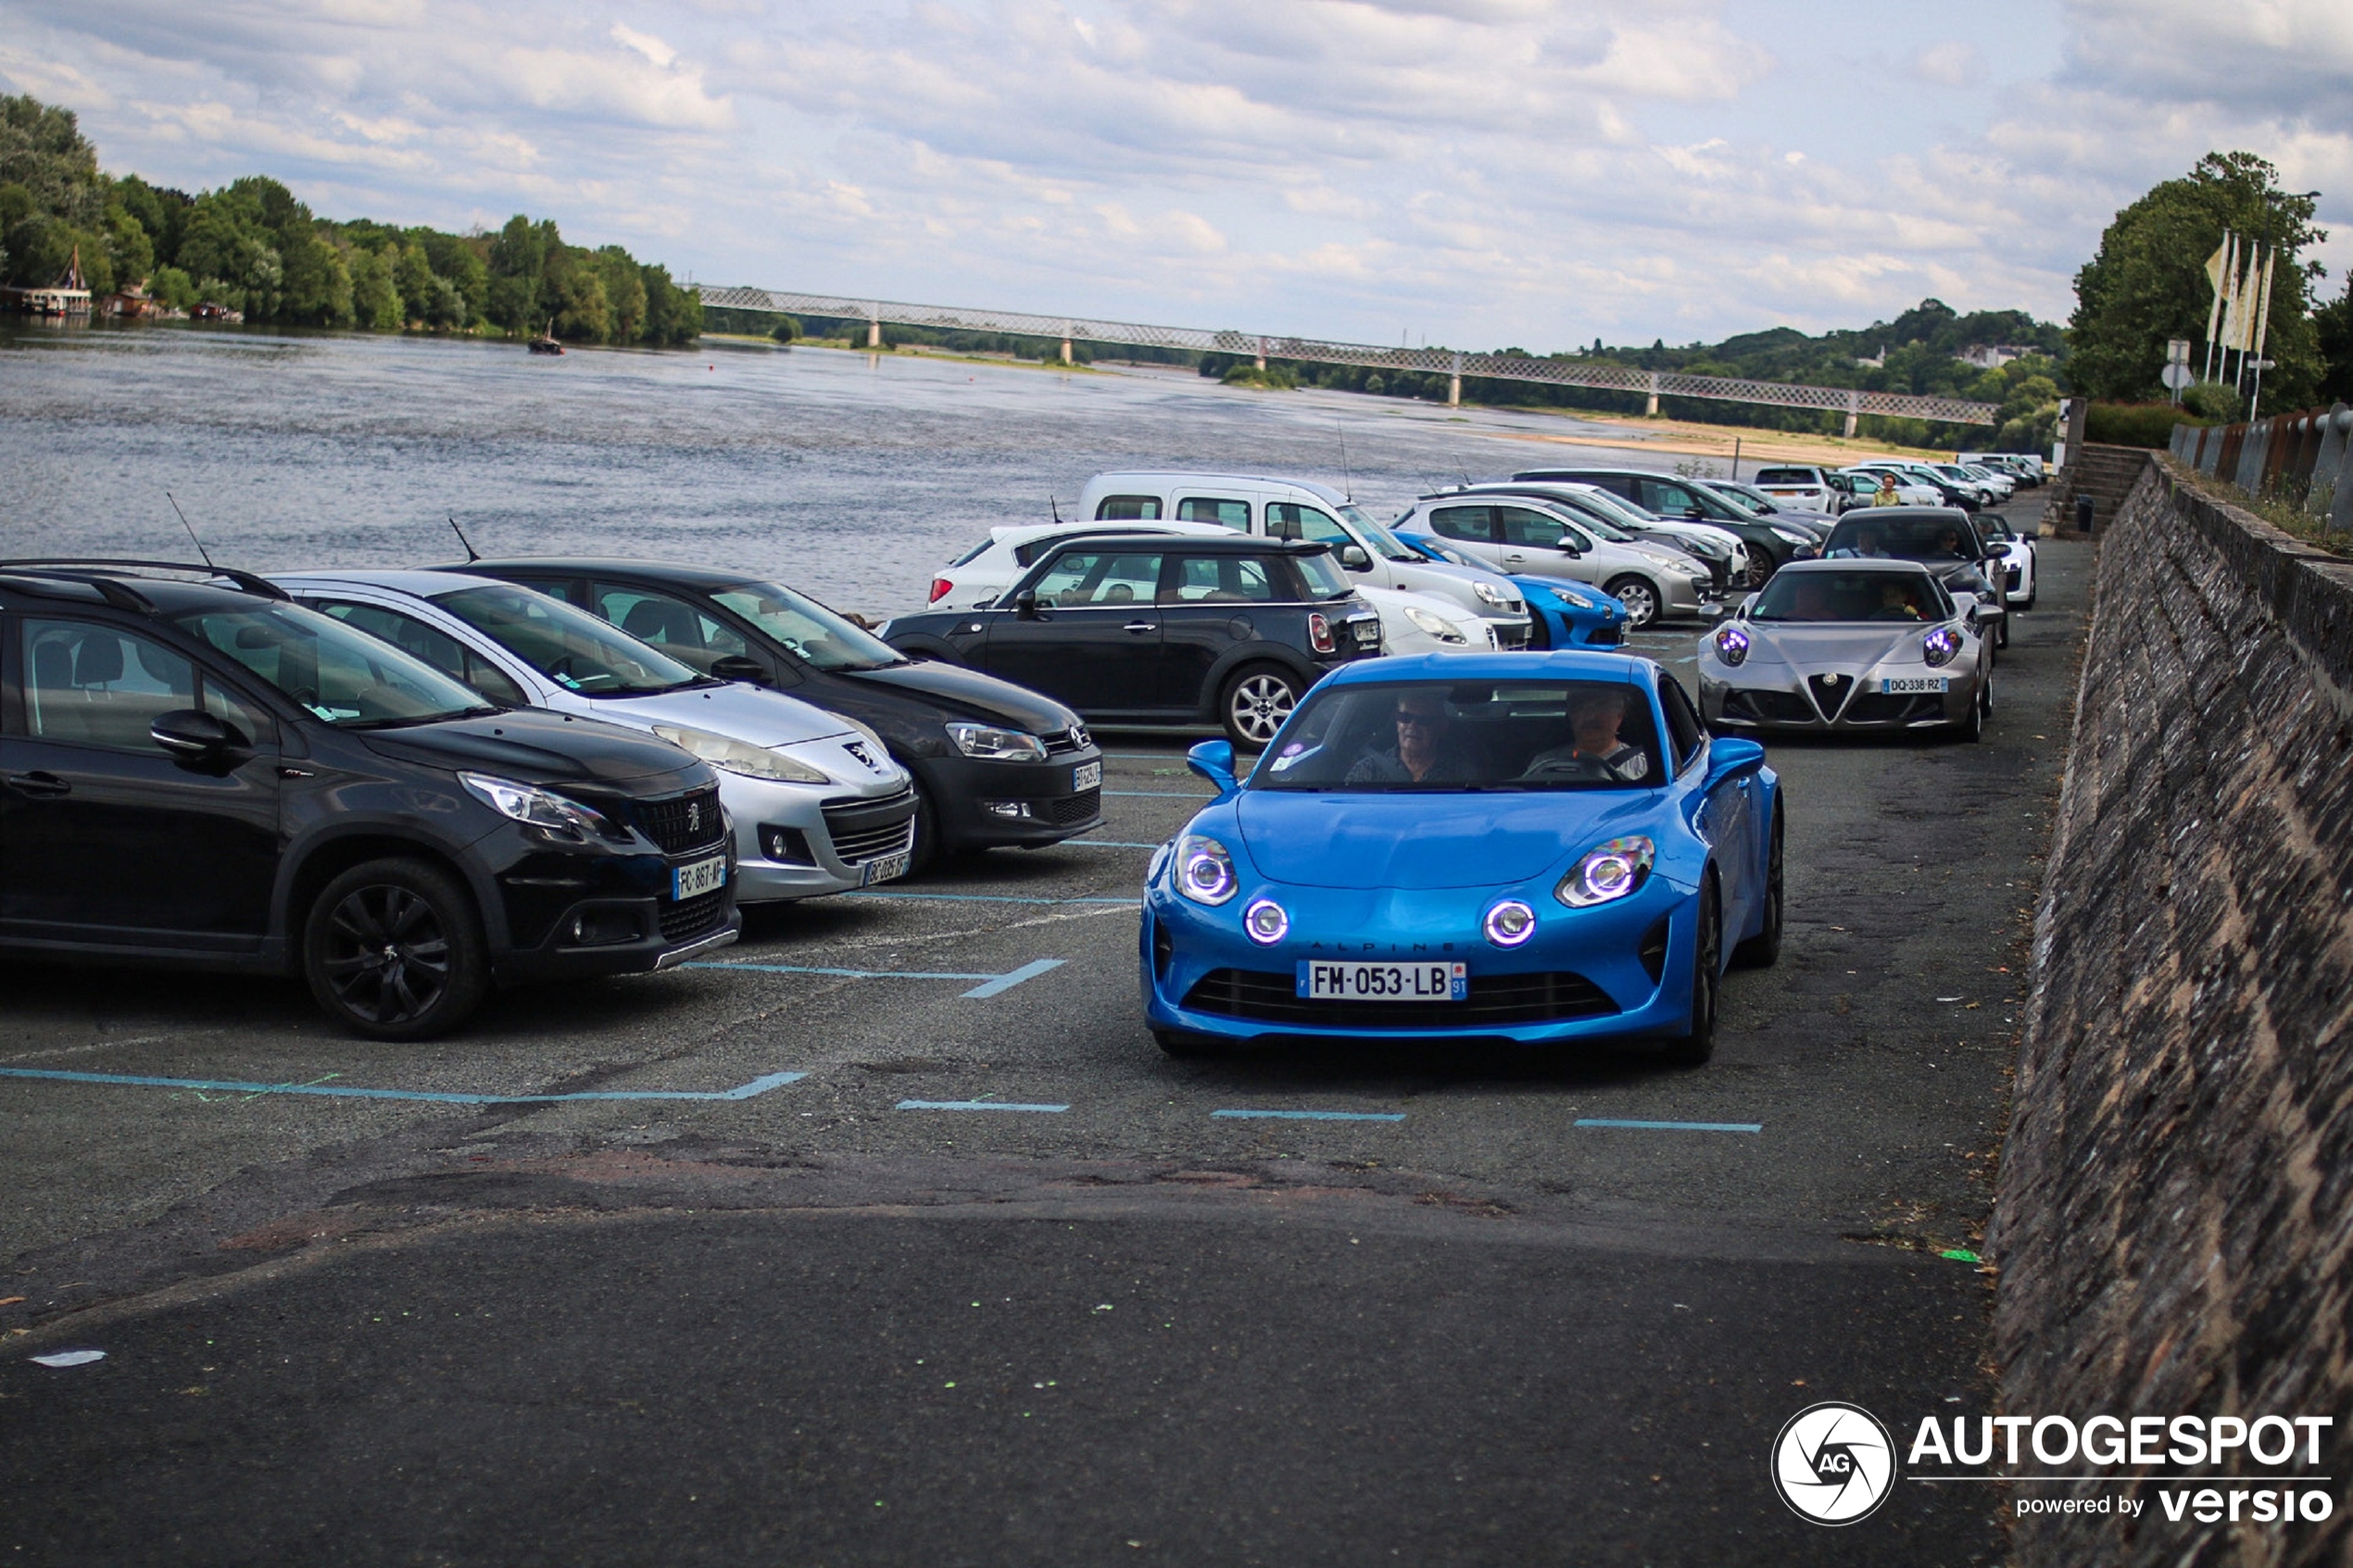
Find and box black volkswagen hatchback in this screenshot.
[878,534,1383,748]
[0,561,739,1039]
[446,558,1106,870]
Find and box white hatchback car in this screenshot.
[1748,465,1843,515]
[273,571,917,903]
[1390,495,1717,628]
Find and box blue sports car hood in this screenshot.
[1232,790,1657,890]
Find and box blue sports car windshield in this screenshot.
[1249,679,1663,792]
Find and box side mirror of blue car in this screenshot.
[1187,738,1239,797]
[1704,736,1766,791]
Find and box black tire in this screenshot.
[1746,554,1774,590]
[303,858,490,1040]
[1153,1028,1227,1060]
[1660,881,1720,1067]
[1220,664,1302,751]
[1731,808,1783,969]
[1604,575,1659,629]
[1958,678,1986,743]
[906,783,942,876]
[1994,615,2009,649]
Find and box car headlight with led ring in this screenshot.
[1484,899,1536,947]
[1555,835,1656,908]
[1714,625,1750,666]
[1176,834,1239,906]
[1244,898,1289,944]
[1922,627,1961,667]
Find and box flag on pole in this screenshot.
[2219,244,2247,352]
[2251,245,2276,359]
[2203,232,2232,346]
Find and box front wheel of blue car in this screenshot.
[1732,809,1783,969]
[1660,884,1720,1068]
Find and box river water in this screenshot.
[2,323,1666,614]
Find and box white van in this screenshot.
[1074,471,1532,647]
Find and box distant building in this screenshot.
[1854,346,1885,369]
[1957,344,2027,370]
[1,246,92,318]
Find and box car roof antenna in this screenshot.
[1452,453,1472,484]
[1336,420,1353,501]
[447,515,482,562]
[165,492,217,571]
[1050,495,1062,522]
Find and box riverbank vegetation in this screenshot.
[1,94,698,345]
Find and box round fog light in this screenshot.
[1244,897,1290,945]
[1484,899,1537,947]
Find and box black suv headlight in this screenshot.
[947,721,1047,761]
[460,772,623,843]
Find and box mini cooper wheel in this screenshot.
[1604,576,1659,629]
[303,858,490,1041]
[1221,665,1302,750]
[1660,882,1720,1067]
[1732,809,1783,969]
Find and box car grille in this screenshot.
[1182,968,1617,1028]
[1841,693,1945,724]
[660,887,729,943]
[633,786,725,855]
[1805,673,1856,720]
[1043,787,1101,827]
[1726,689,1816,723]
[1493,622,1529,650]
[821,786,919,864]
[1042,726,1091,758]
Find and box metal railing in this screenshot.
[2171,404,2353,531]
[699,285,2000,428]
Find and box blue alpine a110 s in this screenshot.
[1139,651,1782,1064]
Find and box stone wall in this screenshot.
[1994,453,2353,1567]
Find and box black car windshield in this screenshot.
[1752,468,1818,485]
[433,583,704,696]
[1294,552,1353,598]
[1824,517,1981,561]
[1751,571,1942,622]
[711,582,906,671]
[1249,679,1663,792]
[174,602,494,728]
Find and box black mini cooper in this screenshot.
[0,560,739,1039]
[879,535,1383,748]
[443,557,1107,871]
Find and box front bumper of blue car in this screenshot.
[1139,870,1699,1045]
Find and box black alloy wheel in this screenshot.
[1221,665,1302,750]
[1661,881,1720,1067]
[1732,808,1783,969]
[1746,555,1774,589]
[304,858,489,1040]
[1958,677,1987,743]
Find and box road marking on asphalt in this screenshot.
[1574,1118,1763,1133]
[0,1066,807,1105]
[895,1098,1072,1113]
[1067,840,1162,849]
[1103,790,1212,798]
[1211,1109,1406,1123]
[849,890,1139,907]
[687,957,1066,998]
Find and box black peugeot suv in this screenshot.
[0,561,740,1039]
[878,534,1383,748]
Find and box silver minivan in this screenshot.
[1074,471,1532,647]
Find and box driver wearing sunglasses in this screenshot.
[1346,688,1470,784]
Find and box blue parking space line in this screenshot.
[1574,1118,1763,1133]
[688,961,995,980]
[962,958,1066,997]
[1103,790,1212,798]
[0,1065,806,1105]
[1069,839,1163,848]
[1211,1109,1407,1123]
[847,890,1139,906]
[896,1098,1071,1113]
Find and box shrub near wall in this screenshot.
[2086,402,2216,448]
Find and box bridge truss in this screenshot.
[698,286,1999,429]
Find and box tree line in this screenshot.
[0,95,699,345]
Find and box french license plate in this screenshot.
[1074,760,1101,791]
[1297,960,1467,1002]
[1352,619,1380,644]
[1881,676,1951,694]
[860,852,910,887]
[673,855,727,899]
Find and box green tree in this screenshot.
[2069,151,2327,408]
[103,203,153,287]
[591,245,647,342]
[392,241,435,322]
[350,242,402,330]
[0,94,103,230]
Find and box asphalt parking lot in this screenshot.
[2,506,2080,1566]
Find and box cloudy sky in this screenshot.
[6,0,2348,349]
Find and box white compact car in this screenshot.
[932,520,1491,655]
[272,570,917,902]
[1747,466,1843,515]
[1070,471,1534,647]
[1838,468,1944,507]
[1415,482,1750,597]
[1390,495,1716,628]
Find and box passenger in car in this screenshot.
[1346,689,1472,784]
[1516,687,1650,783]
